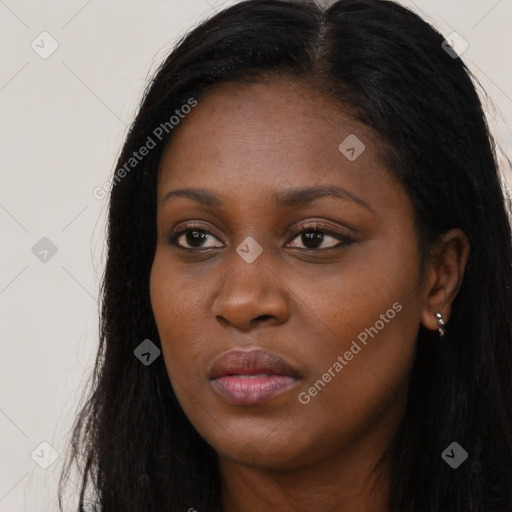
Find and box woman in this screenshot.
[59,0,512,510]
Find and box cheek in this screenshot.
[296,225,421,356]
[149,255,208,382]
[292,232,423,440]
[295,306,418,463]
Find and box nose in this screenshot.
[211,248,290,332]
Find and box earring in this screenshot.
[435,312,446,337]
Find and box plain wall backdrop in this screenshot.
[1,0,511,510]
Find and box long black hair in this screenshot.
[59,1,512,510]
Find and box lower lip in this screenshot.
[211,375,297,405]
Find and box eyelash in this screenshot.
[167,221,355,251]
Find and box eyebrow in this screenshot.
[160,185,374,212]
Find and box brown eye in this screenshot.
[286,224,354,250]
[169,226,223,250]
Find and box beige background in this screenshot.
[1,0,511,510]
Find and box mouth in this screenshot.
[208,349,301,405]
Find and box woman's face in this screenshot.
[150,78,430,470]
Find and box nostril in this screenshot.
[254,314,273,322]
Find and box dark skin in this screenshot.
[149,78,469,512]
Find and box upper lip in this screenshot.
[209,349,300,379]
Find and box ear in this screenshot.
[420,228,470,332]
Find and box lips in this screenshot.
[209,349,299,379]
[209,349,300,405]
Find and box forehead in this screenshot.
[157,78,393,205]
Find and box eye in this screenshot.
[286,223,354,250]
[168,223,223,250]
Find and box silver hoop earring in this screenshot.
[435,312,446,337]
